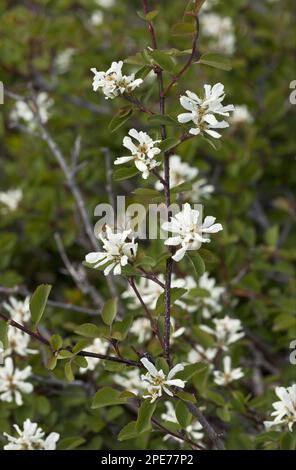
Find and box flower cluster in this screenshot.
[79,338,109,373]
[10,92,53,131]
[162,203,223,262]
[264,385,296,432]
[177,84,234,138]
[0,189,22,213]
[130,317,184,344]
[213,356,244,386]
[91,61,143,99]
[200,13,235,54]
[200,315,245,350]
[141,358,186,403]
[0,358,33,406]
[115,129,161,179]
[154,155,198,190]
[85,225,137,275]
[3,296,31,323]
[4,419,59,450]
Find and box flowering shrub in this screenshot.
[0,0,295,452]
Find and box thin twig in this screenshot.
[128,277,164,348]
[0,309,140,367]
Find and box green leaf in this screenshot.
[187,252,205,278]
[58,437,86,450]
[0,320,8,349]
[177,362,208,381]
[113,166,139,181]
[49,334,63,351]
[47,356,58,370]
[72,339,92,354]
[102,298,118,326]
[64,361,74,381]
[74,323,103,338]
[133,188,159,197]
[111,314,133,341]
[197,53,232,71]
[92,387,128,409]
[118,421,138,441]
[155,287,187,314]
[73,355,88,368]
[175,391,196,403]
[171,22,196,36]
[264,225,279,247]
[175,400,191,428]
[145,10,159,21]
[136,400,156,433]
[108,106,133,133]
[150,50,176,73]
[29,284,52,326]
[158,137,180,152]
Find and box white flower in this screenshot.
[162,203,223,262]
[154,155,198,190]
[230,105,253,125]
[177,84,234,138]
[0,189,22,213]
[161,401,204,443]
[5,326,37,357]
[264,385,296,432]
[187,345,217,368]
[10,92,53,130]
[90,11,103,26]
[200,315,244,350]
[3,296,31,323]
[91,61,143,99]
[4,419,59,450]
[190,178,214,202]
[79,338,109,373]
[141,358,186,403]
[54,48,75,74]
[114,369,144,395]
[130,316,184,344]
[85,225,137,276]
[114,128,161,179]
[200,13,235,54]
[213,356,244,386]
[95,0,115,7]
[197,272,225,318]
[0,358,33,406]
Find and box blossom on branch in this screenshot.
[79,338,109,373]
[200,315,244,350]
[141,358,186,403]
[114,128,161,179]
[3,296,31,323]
[264,385,296,432]
[197,272,225,318]
[91,61,143,99]
[213,356,244,386]
[162,203,223,262]
[177,84,234,138]
[0,358,33,406]
[85,225,137,276]
[0,189,22,213]
[4,419,59,450]
[155,155,198,190]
